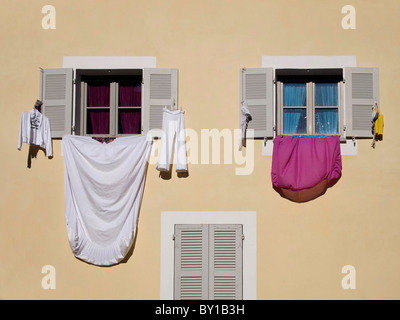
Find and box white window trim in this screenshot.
[62,56,156,70]
[261,56,358,156]
[160,211,257,300]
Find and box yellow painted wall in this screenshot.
[1,0,400,299]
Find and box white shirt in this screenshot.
[17,109,53,157]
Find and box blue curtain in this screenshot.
[315,83,338,134]
[315,109,338,134]
[315,83,338,106]
[283,83,307,134]
[283,83,306,106]
[283,109,307,134]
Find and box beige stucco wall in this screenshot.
[1,0,400,299]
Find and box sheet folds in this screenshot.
[62,135,152,266]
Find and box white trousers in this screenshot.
[157,107,188,173]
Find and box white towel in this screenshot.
[62,135,152,266]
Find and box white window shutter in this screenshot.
[142,68,178,136]
[174,224,209,300]
[40,68,74,138]
[240,68,274,138]
[209,225,243,300]
[344,67,379,138]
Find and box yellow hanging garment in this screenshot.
[375,113,384,137]
[371,102,383,148]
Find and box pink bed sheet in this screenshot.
[271,135,342,195]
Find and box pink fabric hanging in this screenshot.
[271,135,342,202]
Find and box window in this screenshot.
[275,68,343,136]
[77,70,143,137]
[160,211,256,300]
[240,66,379,141]
[174,224,243,300]
[40,66,178,139]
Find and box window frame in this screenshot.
[77,69,143,138]
[276,77,344,137]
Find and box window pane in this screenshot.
[315,108,338,134]
[283,108,307,134]
[87,83,110,107]
[87,110,109,134]
[315,83,338,106]
[119,83,141,107]
[118,109,141,134]
[283,83,306,106]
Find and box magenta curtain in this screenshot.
[119,84,141,134]
[271,135,342,202]
[88,84,110,135]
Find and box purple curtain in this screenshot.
[88,84,110,107]
[119,83,141,107]
[119,84,141,134]
[86,83,142,135]
[87,84,110,135]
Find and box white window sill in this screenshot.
[262,138,358,156]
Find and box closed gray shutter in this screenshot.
[344,67,379,138]
[174,224,243,300]
[209,224,243,300]
[142,68,178,136]
[40,68,74,138]
[174,224,209,300]
[240,68,274,138]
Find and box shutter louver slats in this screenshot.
[245,74,267,99]
[174,225,208,300]
[44,106,66,132]
[209,225,243,300]
[143,69,178,136]
[174,224,243,300]
[344,67,379,138]
[40,68,73,138]
[149,105,164,131]
[150,74,172,99]
[240,68,274,138]
[45,74,67,100]
[352,73,373,99]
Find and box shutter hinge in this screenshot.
[241,234,245,241]
[172,234,176,241]
[71,125,75,133]
[73,78,76,85]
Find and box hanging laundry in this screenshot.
[62,135,152,266]
[157,107,188,174]
[371,101,384,148]
[271,135,342,202]
[239,100,252,151]
[17,107,52,157]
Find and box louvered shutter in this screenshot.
[142,68,178,137]
[209,225,243,300]
[344,67,379,138]
[240,68,274,138]
[174,224,209,300]
[40,68,74,138]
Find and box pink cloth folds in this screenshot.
[271,135,342,202]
